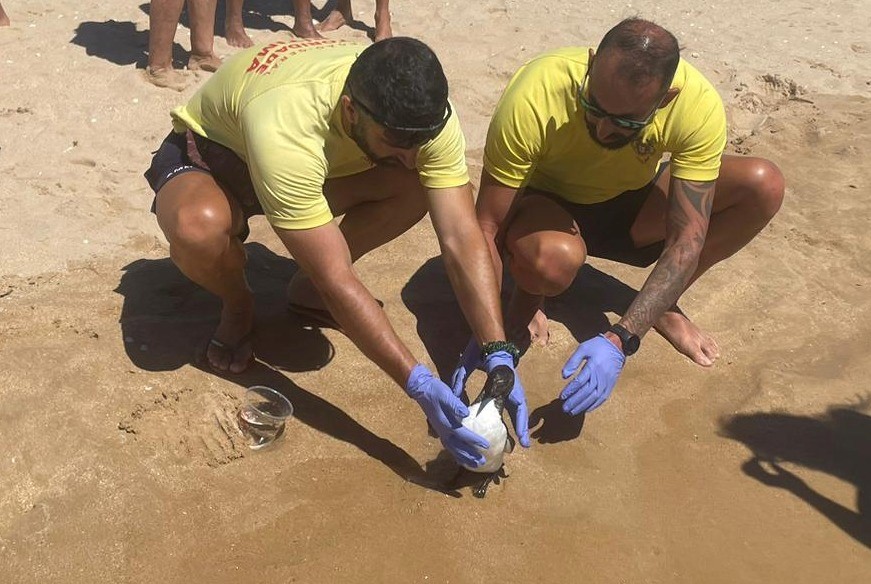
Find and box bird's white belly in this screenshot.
[461,399,508,473]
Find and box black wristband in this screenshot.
[608,323,640,356]
[480,340,520,366]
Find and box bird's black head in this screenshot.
[468,364,515,413]
[484,365,514,399]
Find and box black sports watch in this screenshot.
[608,324,640,356]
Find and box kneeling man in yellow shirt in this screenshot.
[461,18,785,416]
[145,37,530,466]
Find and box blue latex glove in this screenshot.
[483,351,531,448]
[405,364,489,467]
[560,334,625,415]
[450,337,483,397]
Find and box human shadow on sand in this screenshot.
[69,4,296,71]
[211,0,378,39]
[721,398,871,548]
[402,257,634,445]
[70,20,166,69]
[72,2,375,71]
[116,242,439,490]
[116,242,332,373]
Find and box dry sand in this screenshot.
[1,1,870,582]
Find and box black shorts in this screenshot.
[528,162,668,268]
[144,130,264,241]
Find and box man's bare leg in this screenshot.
[505,287,549,350]
[155,171,255,373]
[318,0,353,33]
[630,155,785,365]
[291,0,323,38]
[145,0,192,90]
[186,0,222,72]
[373,0,392,41]
[501,194,587,351]
[224,0,253,47]
[0,2,10,27]
[287,164,428,309]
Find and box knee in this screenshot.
[165,202,233,252]
[747,159,786,219]
[508,236,586,297]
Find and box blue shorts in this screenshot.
[144,130,264,241]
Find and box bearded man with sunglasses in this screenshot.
[459,18,785,416]
[144,37,531,467]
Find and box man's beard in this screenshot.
[349,119,404,167]
[585,118,638,150]
[349,119,383,164]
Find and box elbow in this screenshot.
[439,218,487,260]
[439,232,467,265]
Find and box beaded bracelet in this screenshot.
[480,340,520,366]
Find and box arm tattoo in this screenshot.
[621,178,715,336]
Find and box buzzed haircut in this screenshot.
[346,37,449,144]
[597,18,680,91]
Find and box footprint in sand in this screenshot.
[118,387,249,467]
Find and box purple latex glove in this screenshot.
[450,337,483,397]
[406,364,489,467]
[560,334,625,415]
[483,351,531,448]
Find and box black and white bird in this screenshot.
[457,364,514,497]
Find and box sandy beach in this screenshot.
[1,1,870,582]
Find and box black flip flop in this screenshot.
[203,330,256,373]
[287,303,343,332]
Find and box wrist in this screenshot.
[483,350,515,371]
[404,363,431,398]
[607,323,640,356]
[603,331,623,352]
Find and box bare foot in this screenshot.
[188,53,222,72]
[509,308,550,355]
[654,309,720,367]
[528,309,550,347]
[225,24,253,48]
[373,11,392,41]
[291,24,324,39]
[207,298,256,373]
[0,16,9,27]
[317,8,352,33]
[142,66,190,91]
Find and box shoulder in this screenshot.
[671,59,725,115]
[504,47,590,93]
[661,59,726,143]
[493,46,589,123]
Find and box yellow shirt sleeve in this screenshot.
[417,104,470,190]
[482,68,545,189]
[666,68,728,182]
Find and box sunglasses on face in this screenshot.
[577,70,662,131]
[348,88,452,144]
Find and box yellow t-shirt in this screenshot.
[171,40,469,230]
[484,47,727,204]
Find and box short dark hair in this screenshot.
[597,18,680,91]
[346,37,449,147]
